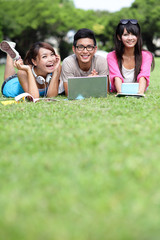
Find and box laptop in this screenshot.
[68,76,108,100]
[116,83,145,98]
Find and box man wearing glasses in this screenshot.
[60,28,109,96]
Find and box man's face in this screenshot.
[73,38,97,65]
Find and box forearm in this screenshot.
[18,68,39,98]
[47,66,61,97]
[138,77,147,94]
[114,77,122,93]
[64,82,68,96]
[27,69,39,98]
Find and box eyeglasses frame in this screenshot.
[75,45,95,51]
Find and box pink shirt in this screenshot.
[107,50,153,92]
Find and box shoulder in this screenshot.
[62,54,76,65]
[94,54,107,63]
[62,54,77,69]
[107,51,116,60]
[142,50,153,60]
[93,55,108,70]
[94,54,106,61]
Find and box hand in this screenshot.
[88,69,98,76]
[53,54,61,71]
[138,91,145,96]
[14,59,30,72]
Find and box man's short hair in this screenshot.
[73,28,97,47]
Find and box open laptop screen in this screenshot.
[68,76,108,100]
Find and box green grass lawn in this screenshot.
[0,59,160,240]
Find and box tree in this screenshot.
[102,0,160,54]
[0,0,76,56]
[130,0,160,53]
[1,0,159,56]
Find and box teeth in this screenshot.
[82,55,89,58]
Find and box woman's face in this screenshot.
[121,28,138,48]
[33,47,57,74]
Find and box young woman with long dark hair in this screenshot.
[107,19,154,94]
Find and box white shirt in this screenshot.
[122,65,134,83]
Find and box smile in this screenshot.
[81,55,90,59]
[46,63,54,67]
[126,41,135,44]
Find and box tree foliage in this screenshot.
[130,0,160,52]
[0,0,160,56]
[103,0,160,53]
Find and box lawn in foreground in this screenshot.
[0,59,160,239]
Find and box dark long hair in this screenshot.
[24,42,56,65]
[114,21,143,82]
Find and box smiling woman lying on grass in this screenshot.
[0,41,64,98]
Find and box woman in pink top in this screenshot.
[107,19,154,94]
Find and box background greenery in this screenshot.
[1,0,160,239]
[0,0,160,59]
[0,59,160,240]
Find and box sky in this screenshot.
[73,0,135,12]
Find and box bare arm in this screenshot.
[138,77,147,94]
[114,77,122,93]
[64,82,68,96]
[15,59,39,98]
[47,55,61,97]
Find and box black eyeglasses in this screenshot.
[76,45,95,51]
[120,19,138,25]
